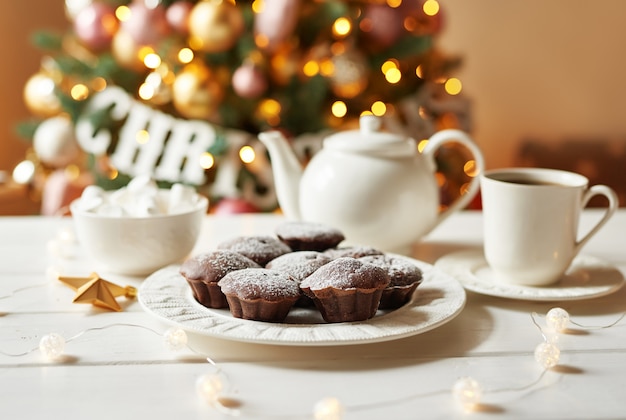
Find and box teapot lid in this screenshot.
[323,115,416,156]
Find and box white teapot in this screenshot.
[258,116,484,253]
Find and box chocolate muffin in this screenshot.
[324,245,384,260]
[359,254,423,309]
[266,251,332,307]
[218,268,301,322]
[217,235,291,266]
[299,257,390,323]
[180,250,260,308]
[275,221,345,252]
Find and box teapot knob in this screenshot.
[360,115,382,133]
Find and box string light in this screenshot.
[196,373,225,404]
[534,342,561,369]
[546,307,570,332]
[314,397,344,420]
[163,327,188,351]
[452,377,482,411]
[46,227,77,259]
[39,333,66,360]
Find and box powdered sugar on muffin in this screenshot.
[300,257,390,323]
[217,235,291,266]
[275,221,345,251]
[180,250,260,308]
[218,268,301,322]
[266,251,332,281]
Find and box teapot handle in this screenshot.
[422,129,485,228]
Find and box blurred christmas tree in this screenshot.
[19,0,473,213]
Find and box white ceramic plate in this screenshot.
[435,249,625,301]
[138,256,466,346]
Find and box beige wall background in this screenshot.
[0,1,66,172]
[438,0,626,175]
[1,1,625,190]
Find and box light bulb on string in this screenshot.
[196,372,225,404]
[39,333,66,360]
[452,376,482,411]
[546,307,570,332]
[534,341,561,369]
[314,397,344,420]
[163,328,188,351]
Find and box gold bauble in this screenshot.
[172,64,224,119]
[188,0,244,53]
[330,47,369,99]
[111,30,144,71]
[23,73,62,117]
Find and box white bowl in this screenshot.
[70,191,208,276]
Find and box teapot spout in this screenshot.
[258,130,303,219]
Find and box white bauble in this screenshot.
[33,116,80,167]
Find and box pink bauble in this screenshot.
[212,197,259,214]
[73,2,118,51]
[254,0,300,52]
[361,4,406,48]
[166,1,193,34]
[232,63,268,99]
[121,0,170,46]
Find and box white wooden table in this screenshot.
[2,210,625,419]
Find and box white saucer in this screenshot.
[435,249,625,301]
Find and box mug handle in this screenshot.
[422,129,486,227]
[574,185,619,254]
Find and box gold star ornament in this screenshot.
[58,272,137,312]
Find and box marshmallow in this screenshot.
[168,183,197,214]
[96,203,126,217]
[76,176,200,217]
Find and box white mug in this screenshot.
[480,168,618,286]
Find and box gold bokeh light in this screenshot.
[371,101,386,116]
[70,84,89,101]
[239,146,256,164]
[332,17,352,38]
[331,101,347,117]
[423,0,440,16]
[445,77,463,95]
[200,152,215,169]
